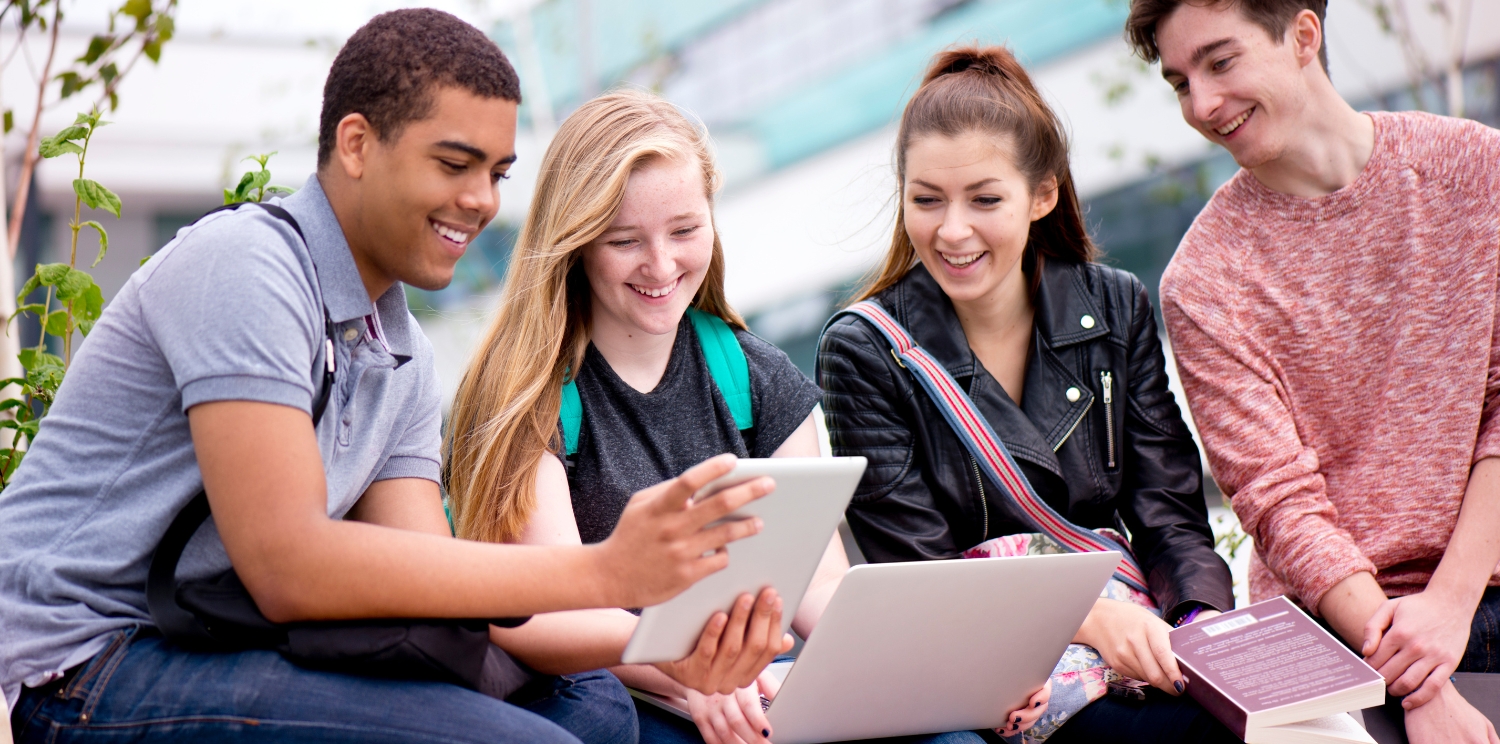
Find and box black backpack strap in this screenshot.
[147,202,336,644]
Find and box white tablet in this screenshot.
[620,456,866,665]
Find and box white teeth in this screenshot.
[1216,108,1252,136]
[630,279,678,298]
[430,221,471,245]
[942,252,982,267]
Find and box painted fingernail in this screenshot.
[762,729,770,738]
[1174,680,1185,693]
[1014,716,1021,723]
[1034,701,1042,707]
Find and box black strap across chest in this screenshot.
[145,202,337,645]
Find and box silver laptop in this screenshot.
[635,551,1119,744]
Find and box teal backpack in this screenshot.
[560,308,754,456]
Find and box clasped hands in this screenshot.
[1360,591,1498,744]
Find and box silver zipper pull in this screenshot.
[325,338,336,374]
[1101,371,1112,404]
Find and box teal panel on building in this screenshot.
[495,0,764,120]
[744,0,1129,167]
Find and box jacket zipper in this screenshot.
[968,454,989,542]
[1101,370,1116,469]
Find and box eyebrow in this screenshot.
[435,140,517,167]
[599,213,704,235]
[909,177,1001,192]
[1163,38,1234,78]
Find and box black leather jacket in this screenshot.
[817,261,1233,621]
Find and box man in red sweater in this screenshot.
[1125,1,1500,742]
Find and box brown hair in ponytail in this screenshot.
[855,44,1097,301]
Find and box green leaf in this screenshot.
[143,38,161,63]
[57,71,87,99]
[35,263,69,286]
[43,310,69,338]
[38,138,82,159]
[73,179,122,218]
[139,254,151,267]
[3,109,12,135]
[78,34,114,65]
[78,284,104,324]
[121,0,152,23]
[55,268,94,301]
[222,188,235,206]
[3,448,24,479]
[100,62,118,88]
[231,170,256,202]
[20,349,62,375]
[265,185,296,197]
[156,14,174,42]
[55,125,89,142]
[7,303,47,324]
[82,220,109,267]
[12,419,39,439]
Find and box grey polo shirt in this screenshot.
[0,176,443,708]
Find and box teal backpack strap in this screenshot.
[687,307,754,430]
[561,374,584,456]
[559,311,752,458]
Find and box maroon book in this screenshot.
[1170,596,1385,743]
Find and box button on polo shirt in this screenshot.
[0,176,442,709]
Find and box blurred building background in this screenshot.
[4,0,1498,597]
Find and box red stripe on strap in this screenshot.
[849,303,1147,585]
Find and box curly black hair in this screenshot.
[318,8,521,166]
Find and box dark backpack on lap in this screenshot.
[145,202,531,699]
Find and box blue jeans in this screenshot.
[1459,586,1500,673]
[635,698,997,744]
[1043,691,1239,744]
[10,626,638,744]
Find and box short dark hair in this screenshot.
[1125,0,1328,72]
[318,8,522,166]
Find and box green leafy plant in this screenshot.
[0,110,118,486]
[224,151,295,205]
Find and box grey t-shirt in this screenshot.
[0,177,443,708]
[567,320,822,544]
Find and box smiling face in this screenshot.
[582,156,714,340]
[331,85,518,297]
[1157,3,1322,169]
[903,131,1057,308]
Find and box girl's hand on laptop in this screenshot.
[1075,598,1185,695]
[998,679,1051,737]
[654,586,794,695]
[685,669,781,743]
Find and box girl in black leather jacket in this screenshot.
[817,46,1237,744]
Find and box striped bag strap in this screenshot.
[840,300,1150,594]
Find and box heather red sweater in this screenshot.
[1161,111,1500,611]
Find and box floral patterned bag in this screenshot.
[965,531,1159,743]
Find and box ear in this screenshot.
[1030,175,1059,222]
[334,113,375,180]
[1289,8,1322,70]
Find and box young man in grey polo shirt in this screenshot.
[1,10,787,743]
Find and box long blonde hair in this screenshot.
[446,89,745,544]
